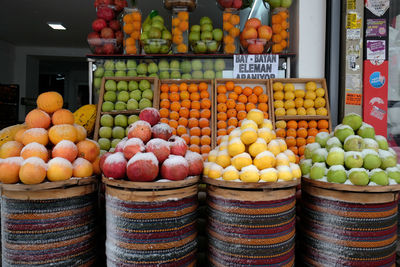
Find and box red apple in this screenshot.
[123,138,145,160]
[127,152,159,182]
[161,155,189,181]
[168,136,187,156]
[128,121,152,143]
[185,150,204,176]
[218,0,233,8]
[101,27,115,39]
[152,123,173,141]
[139,108,160,126]
[97,6,115,21]
[94,0,113,8]
[115,31,123,45]
[102,152,126,179]
[94,46,103,54]
[109,20,121,31]
[146,138,170,164]
[99,152,112,171]
[92,19,107,32]
[103,43,116,55]
[114,0,128,12]
[232,0,243,9]
[115,137,128,153]
[87,32,102,46]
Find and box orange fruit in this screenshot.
[191,101,201,110]
[123,24,134,34]
[180,91,190,100]
[179,83,188,91]
[228,117,238,127]
[281,20,289,30]
[217,103,227,112]
[272,44,283,54]
[227,126,236,134]
[298,120,308,129]
[227,99,236,109]
[189,109,200,119]
[190,136,200,145]
[178,11,189,21]
[306,136,315,144]
[199,82,208,91]
[237,111,247,121]
[276,128,286,138]
[227,109,237,118]
[217,129,227,137]
[289,146,298,155]
[248,94,258,104]
[202,127,211,136]
[257,103,268,112]
[258,94,268,103]
[236,103,245,112]
[286,128,297,138]
[228,92,238,100]
[179,107,189,118]
[287,120,298,129]
[160,118,169,124]
[169,92,180,102]
[234,86,242,95]
[217,85,227,94]
[169,111,179,121]
[200,109,211,119]
[181,99,191,109]
[243,87,253,96]
[201,145,211,154]
[223,12,232,22]
[318,119,329,129]
[177,43,188,53]
[169,119,178,129]
[181,134,190,145]
[217,120,227,129]
[229,14,240,25]
[286,136,296,148]
[201,99,211,109]
[125,45,137,54]
[188,118,199,128]
[190,92,200,101]
[272,34,282,43]
[297,128,308,138]
[172,17,181,27]
[160,99,170,109]
[253,86,263,96]
[308,128,318,137]
[188,83,198,93]
[297,137,306,147]
[272,14,282,24]
[246,103,256,112]
[170,84,179,92]
[229,27,240,37]
[200,90,209,99]
[170,101,181,112]
[190,127,201,136]
[217,112,227,121]
[272,24,282,34]
[226,81,235,91]
[160,92,169,100]
[123,14,134,24]
[299,145,306,156]
[178,117,188,127]
[177,125,187,136]
[201,136,211,146]
[132,21,141,30]
[189,144,201,153]
[223,22,234,32]
[308,120,318,128]
[217,94,227,103]
[159,108,169,118]
[238,94,247,103]
[173,35,183,44]
[199,118,210,128]
[224,43,236,54]
[264,112,269,119]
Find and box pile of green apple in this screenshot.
[158,58,226,79]
[102,79,153,112]
[140,14,172,54]
[189,16,223,53]
[98,113,139,152]
[301,113,400,186]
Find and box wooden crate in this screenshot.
[94,77,160,142]
[269,78,332,131]
[214,79,274,145]
[158,79,216,154]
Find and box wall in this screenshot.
[0,40,16,84]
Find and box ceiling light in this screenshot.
[47,23,66,30]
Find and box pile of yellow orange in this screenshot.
[123,10,142,55]
[172,11,189,53]
[222,12,240,54]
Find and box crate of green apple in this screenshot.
[140,12,172,54]
[300,113,400,188]
[100,108,204,182]
[189,16,223,54]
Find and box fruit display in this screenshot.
[141,11,172,54]
[240,18,273,54]
[172,10,189,53]
[204,109,301,182]
[101,108,204,182]
[88,1,128,54]
[301,113,400,186]
[159,81,213,160]
[275,119,330,163]
[271,79,330,118]
[215,80,272,144]
[271,8,290,53]
[122,8,142,55]
[222,11,241,54]
[163,0,197,12]
[0,91,100,185]
[189,16,223,53]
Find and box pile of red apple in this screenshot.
[240,18,272,54]
[87,0,128,54]
[100,108,204,182]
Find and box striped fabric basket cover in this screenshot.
[207,184,297,267]
[104,178,198,267]
[301,179,399,266]
[1,180,98,266]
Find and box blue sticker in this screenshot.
[369,71,385,88]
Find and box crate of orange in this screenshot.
[270,78,331,122]
[122,8,142,55]
[275,119,332,163]
[158,79,215,160]
[214,79,274,145]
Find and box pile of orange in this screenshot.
[123,10,142,55]
[159,82,212,159]
[223,12,240,54]
[271,10,289,54]
[172,11,189,53]
[275,119,330,162]
[216,81,270,144]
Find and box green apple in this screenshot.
[310,162,327,180]
[334,124,355,143]
[311,148,328,163]
[148,62,158,74]
[129,90,142,101]
[386,167,400,183]
[191,25,201,32]
[112,126,125,139]
[375,135,389,150]
[192,59,202,71]
[379,149,397,169]
[195,41,207,53]
[159,71,170,79]
[192,70,203,79]
[281,0,293,8]
[94,78,102,90]
[215,59,226,72]
[162,30,172,40]
[104,70,114,77]
[105,80,117,91]
[142,89,153,100]
[114,101,127,111]
[299,159,312,176]
[170,71,181,79]
[115,61,126,71]
[362,149,381,170]
[139,80,151,91]
[342,113,363,131]
[326,147,345,166]
[114,115,128,127]
[327,165,347,183]
[149,42,161,53]
[104,60,115,70]
[304,143,321,159]
[363,138,379,152]
[201,31,213,41]
[139,98,152,109]
[200,16,212,26]
[201,24,213,33]
[111,139,121,148]
[216,71,223,78]
[159,60,169,71]
[128,115,139,125]
[94,66,105,78]
[344,151,363,169]
[99,126,112,138]
[117,91,130,102]
[137,63,148,75]
[160,45,170,54]
[104,91,117,102]
[98,138,111,151]
[326,137,342,151]
[180,60,192,73]
[207,41,218,52]
[149,27,162,38]
[357,122,375,139]
[343,135,364,152]
[348,168,369,185]
[152,15,164,24]
[127,70,137,77]
[315,132,330,148]
[127,99,139,110]
[369,168,388,185]
[100,114,114,127]
[170,60,180,70]
[182,73,192,79]
[128,81,139,91]
[102,101,114,112]
[212,29,223,42]
[127,59,137,69]
[204,70,215,79]
[203,59,214,71]
[115,70,126,77]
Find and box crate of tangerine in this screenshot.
[159,79,215,161]
[214,79,274,146]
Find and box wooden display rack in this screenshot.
[94,76,160,141]
[214,79,275,145]
[269,78,332,131]
[158,79,216,150]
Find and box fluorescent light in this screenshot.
[47,23,66,30]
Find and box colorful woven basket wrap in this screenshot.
[301,191,398,266]
[1,192,97,266]
[105,193,198,267]
[207,194,296,266]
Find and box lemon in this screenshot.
[253,151,276,170]
[274,100,284,109]
[240,128,258,145]
[297,107,307,115]
[286,108,297,116]
[284,100,295,109]
[274,91,284,100]
[249,138,267,157]
[258,128,275,144]
[219,141,228,151]
[305,81,317,91]
[290,163,302,179]
[216,150,231,168]
[240,119,258,131]
[276,153,290,166]
[276,138,287,152]
[314,97,326,108]
[303,99,314,109]
[305,90,316,100]
[277,166,293,181]
[306,107,316,115]
[284,91,295,100]
[231,152,252,170]
[273,82,284,91]
[228,128,241,141]
[294,98,304,108]
[260,119,273,130]
[222,166,240,181]
[203,162,211,176]
[228,137,245,157]
[284,150,296,163]
[240,165,260,182]
[207,150,218,162]
[208,163,223,179]
[316,107,328,116]
[284,83,295,92]
[316,88,325,97]
[294,89,305,98]
[267,140,281,156]
[260,168,278,182]
[275,120,287,129]
[275,108,286,116]
[247,109,264,125]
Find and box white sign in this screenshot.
[233,54,279,79]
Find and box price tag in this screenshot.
[233,54,279,79]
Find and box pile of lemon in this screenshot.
[273,81,328,116]
[203,109,301,182]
